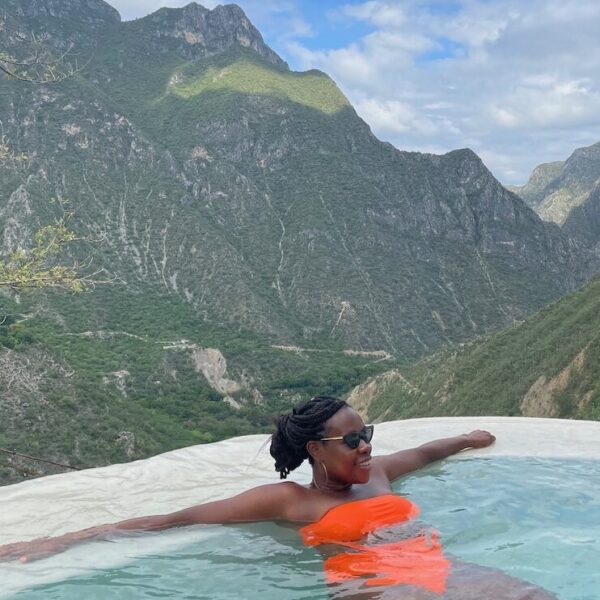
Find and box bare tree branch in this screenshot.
[0,206,119,292]
[0,18,89,83]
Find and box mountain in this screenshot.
[349,274,600,423]
[1,1,598,482]
[509,141,600,225]
[506,161,564,208]
[1,1,593,355]
[563,182,600,253]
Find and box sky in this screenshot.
[108,0,600,185]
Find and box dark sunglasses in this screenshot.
[319,424,374,449]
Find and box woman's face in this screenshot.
[314,406,373,485]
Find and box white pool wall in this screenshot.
[1,417,599,598]
[2,416,599,546]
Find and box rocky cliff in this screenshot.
[563,182,600,253]
[510,141,600,225]
[506,161,564,208]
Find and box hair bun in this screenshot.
[269,396,347,479]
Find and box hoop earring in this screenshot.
[321,461,329,483]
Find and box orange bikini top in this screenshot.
[300,494,420,545]
[299,494,450,595]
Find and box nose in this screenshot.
[357,438,371,453]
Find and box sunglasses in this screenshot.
[319,424,374,449]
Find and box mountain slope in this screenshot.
[352,275,600,422]
[563,183,600,253]
[510,141,600,225]
[1,37,591,356]
[0,284,390,484]
[506,161,564,207]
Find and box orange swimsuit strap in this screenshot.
[300,494,450,595]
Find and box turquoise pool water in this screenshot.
[11,457,600,599]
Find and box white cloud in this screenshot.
[339,1,406,29]
[488,74,599,130]
[363,29,433,55]
[425,102,453,110]
[354,98,438,135]
[489,107,519,128]
[555,78,592,97]
[287,42,376,87]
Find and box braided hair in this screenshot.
[270,395,348,479]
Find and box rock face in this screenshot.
[4,0,120,26]
[127,3,286,68]
[346,370,419,421]
[507,161,565,208]
[511,142,600,225]
[190,347,242,395]
[519,345,588,418]
[1,0,120,50]
[563,183,600,253]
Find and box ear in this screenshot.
[306,440,323,462]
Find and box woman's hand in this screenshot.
[0,536,72,563]
[464,430,496,448]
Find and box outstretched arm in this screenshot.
[0,481,299,563]
[376,430,495,482]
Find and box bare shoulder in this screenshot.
[244,480,311,521]
[266,481,331,523]
[257,480,307,501]
[273,481,313,516]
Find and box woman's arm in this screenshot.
[375,430,495,482]
[0,481,300,563]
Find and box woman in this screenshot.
[0,396,556,599]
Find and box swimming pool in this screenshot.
[2,418,600,599]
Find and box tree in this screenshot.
[0,15,82,83]
[0,140,27,164]
[0,212,91,292]
[1,120,106,292]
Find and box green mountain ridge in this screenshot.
[352,274,600,423]
[2,18,590,355]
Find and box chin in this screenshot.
[354,471,371,484]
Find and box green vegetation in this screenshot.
[367,275,600,422]
[0,284,394,484]
[0,213,86,291]
[169,58,349,115]
[0,35,78,83]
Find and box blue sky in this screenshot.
[108,1,600,185]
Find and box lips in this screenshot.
[357,458,372,469]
